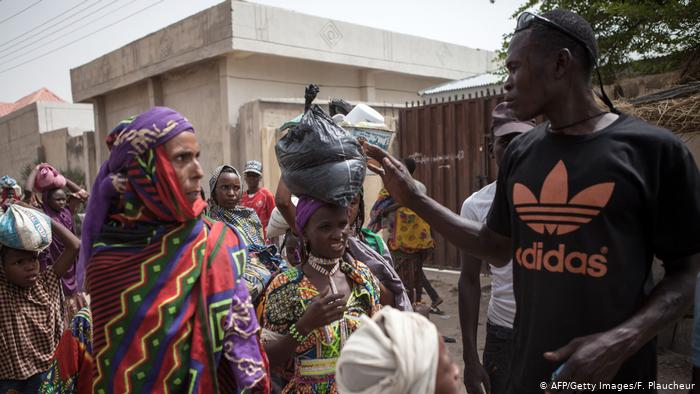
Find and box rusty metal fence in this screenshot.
[398,95,504,269]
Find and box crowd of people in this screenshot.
[1,8,699,394]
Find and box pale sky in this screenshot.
[0,0,527,103]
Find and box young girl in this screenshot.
[0,204,80,393]
[260,195,381,393]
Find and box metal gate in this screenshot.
[398,95,503,269]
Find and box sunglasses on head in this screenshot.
[516,12,597,65]
[514,11,618,114]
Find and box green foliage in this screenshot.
[20,159,42,187]
[496,0,700,81]
[60,168,86,189]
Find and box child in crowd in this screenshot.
[0,204,80,393]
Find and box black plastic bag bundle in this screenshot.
[329,98,353,116]
[275,85,366,207]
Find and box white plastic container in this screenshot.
[345,103,384,125]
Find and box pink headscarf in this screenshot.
[33,163,66,192]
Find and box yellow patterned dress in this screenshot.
[260,258,380,394]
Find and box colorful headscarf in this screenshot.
[78,107,199,285]
[295,195,334,234]
[1,176,21,208]
[80,107,268,393]
[208,165,265,246]
[0,175,17,189]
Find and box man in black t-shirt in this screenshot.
[365,8,700,394]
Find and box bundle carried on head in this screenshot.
[0,204,52,252]
[1,176,22,208]
[28,163,66,193]
[275,85,366,207]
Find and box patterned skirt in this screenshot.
[391,250,428,304]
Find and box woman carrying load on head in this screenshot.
[260,195,381,394]
[275,178,410,311]
[0,176,22,212]
[78,107,269,393]
[0,203,80,393]
[29,163,89,325]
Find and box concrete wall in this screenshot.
[0,104,41,181]
[226,53,366,115]
[91,80,152,164]
[89,58,229,176]
[161,58,229,177]
[39,128,96,188]
[230,1,496,80]
[0,104,95,188]
[40,128,72,172]
[36,102,94,135]
[71,0,496,103]
[88,52,444,176]
[224,52,443,124]
[69,0,497,192]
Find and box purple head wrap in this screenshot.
[77,107,193,291]
[295,195,335,234]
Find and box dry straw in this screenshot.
[616,94,700,134]
[612,83,700,134]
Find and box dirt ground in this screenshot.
[422,268,693,394]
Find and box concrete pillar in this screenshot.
[147,77,163,107]
[91,96,109,166]
[82,131,97,190]
[360,70,377,102]
[219,56,233,166]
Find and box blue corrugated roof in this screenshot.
[419,72,503,96]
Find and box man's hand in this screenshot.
[464,358,491,394]
[544,329,633,392]
[363,143,423,208]
[75,189,90,201]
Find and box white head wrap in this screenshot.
[266,196,298,238]
[336,306,439,394]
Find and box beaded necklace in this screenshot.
[306,254,348,347]
[307,255,341,293]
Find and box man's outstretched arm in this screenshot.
[365,143,511,266]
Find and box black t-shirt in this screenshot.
[487,114,700,393]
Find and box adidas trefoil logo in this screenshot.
[513,160,615,235]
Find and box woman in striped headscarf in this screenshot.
[78,107,269,393]
[208,165,265,247]
[208,165,277,304]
